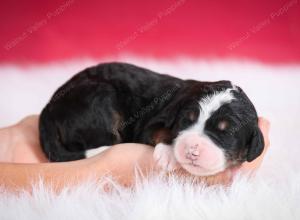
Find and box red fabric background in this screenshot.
[0,0,300,64]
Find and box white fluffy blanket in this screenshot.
[1,57,300,220]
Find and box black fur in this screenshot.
[39,62,264,163]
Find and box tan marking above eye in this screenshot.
[218,120,228,131]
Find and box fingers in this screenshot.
[171,166,233,186]
[258,116,270,148]
[239,116,271,173]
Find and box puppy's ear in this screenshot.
[147,100,181,129]
[246,126,265,162]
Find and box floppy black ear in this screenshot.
[247,126,265,162]
[135,92,183,144]
[145,99,182,129]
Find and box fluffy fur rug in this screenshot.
[1,57,300,219]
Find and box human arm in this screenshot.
[0,116,270,192]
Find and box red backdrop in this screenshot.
[1,0,300,64]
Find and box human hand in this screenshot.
[92,117,270,187]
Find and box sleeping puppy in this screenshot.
[39,62,264,176]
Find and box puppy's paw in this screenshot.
[85,146,110,158]
[153,143,178,172]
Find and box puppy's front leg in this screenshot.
[153,143,179,171]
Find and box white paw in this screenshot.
[85,146,110,158]
[153,143,178,172]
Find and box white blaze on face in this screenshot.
[174,88,236,176]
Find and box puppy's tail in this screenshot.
[39,106,85,162]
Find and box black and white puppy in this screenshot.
[39,62,264,176]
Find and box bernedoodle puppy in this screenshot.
[39,62,264,176]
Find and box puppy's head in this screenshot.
[171,81,264,176]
